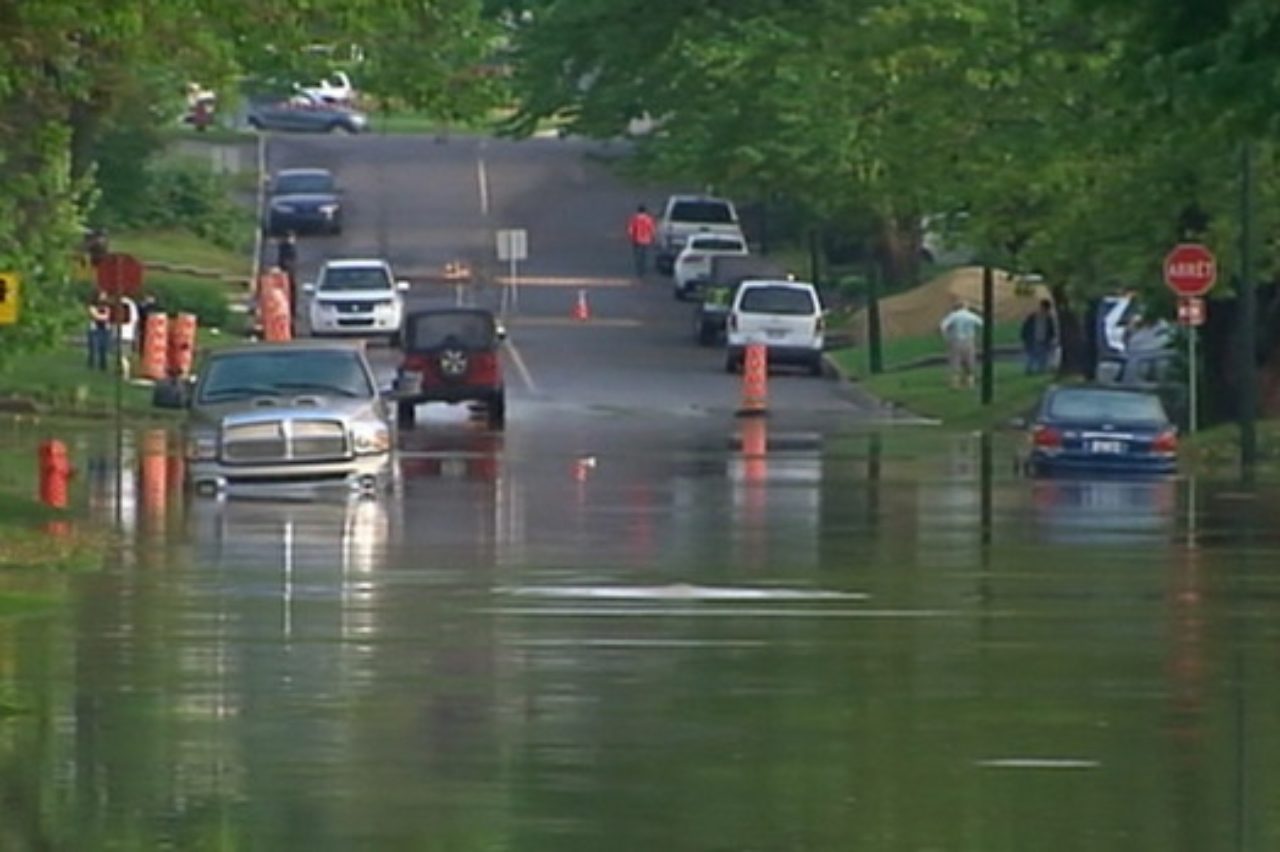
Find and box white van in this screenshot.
[725,279,825,376]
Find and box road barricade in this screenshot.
[262,288,292,342]
[140,313,170,381]
[168,312,197,377]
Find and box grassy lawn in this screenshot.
[857,360,1054,429]
[1182,419,1280,477]
[111,229,250,277]
[830,320,1022,378]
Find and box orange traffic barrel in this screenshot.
[168,312,197,377]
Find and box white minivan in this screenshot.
[725,279,825,376]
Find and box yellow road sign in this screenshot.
[0,273,19,325]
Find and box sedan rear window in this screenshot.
[320,267,391,292]
[670,200,735,224]
[1047,389,1167,423]
[739,286,817,315]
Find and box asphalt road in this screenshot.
[263,132,881,423]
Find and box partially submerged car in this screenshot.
[392,308,506,429]
[1025,385,1178,476]
[154,341,395,496]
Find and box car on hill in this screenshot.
[152,341,395,496]
[265,168,343,236]
[303,259,409,343]
[725,279,826,375]
[1024,385,1178,476]
[656,194,742,276]
[672,232,748,301]
[247,91,368,134]
[392,308,507,429]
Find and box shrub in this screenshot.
[96,160,251,255]
[145,276,231,328]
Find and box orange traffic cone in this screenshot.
[737,343,768,416]
[572,289,591,322]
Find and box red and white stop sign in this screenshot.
[1163,243,1217,297]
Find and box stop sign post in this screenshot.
[1163,243,1216,436]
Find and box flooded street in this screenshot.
[2,416,1280,850]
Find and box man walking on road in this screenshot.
[1020,298,1057,375]
[276,232,299,312]
[626,204,656,277]
[939,301,983,389]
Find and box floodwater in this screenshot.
[2,416,1279,851]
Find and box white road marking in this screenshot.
[498,584,867,602]
[503,338,538,394]
[479,607,960,619]
[477,156,490,216]
[976,759,1101,770]
[494,275,633,287]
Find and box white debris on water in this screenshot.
[495,583,867,602]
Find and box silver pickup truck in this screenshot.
[154,340,395,497]
[655,194,743,276]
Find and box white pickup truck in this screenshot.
[655,194,743,276]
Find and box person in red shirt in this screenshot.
[626,204,657,276]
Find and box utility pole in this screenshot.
[1239,142,1258,476]
[867,263,883,374]
[981,264,995,405]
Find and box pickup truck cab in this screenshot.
[656,194,742,276]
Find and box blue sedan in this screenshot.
[1027,385,1178,476]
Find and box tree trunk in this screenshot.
[1052,284,1086,377]
[876,215,920,289]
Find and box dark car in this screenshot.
[695,255,790,346]
[392,308,506,429]
[247,92,368,134]
[265,168,343,236]
[1026,385,1178,476]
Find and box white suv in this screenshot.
[673,233,748,300]
[725,279,825,376]
[304,259,409,343]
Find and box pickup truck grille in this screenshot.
[222,419,349,464]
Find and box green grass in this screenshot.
[856,361,1054,429]
[0,349,161,417]
[1182,419,1280,477]
[111,229,250,277]
[831,321,1022,378]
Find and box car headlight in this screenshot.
[351,421,390,455]
[186,433,218,462]
[319,203,339,216]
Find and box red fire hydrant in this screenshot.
[38,439,73,510]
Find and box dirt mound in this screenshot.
[850,267,1050,343]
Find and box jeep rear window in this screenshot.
[407,312,496,350]
[319,267,391,292]
[670,200,735,224]
[739,286,816,315]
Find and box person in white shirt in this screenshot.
[939,301,984,389]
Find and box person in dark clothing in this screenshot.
[135,294,159,354]
[1020,298,1057,375]
[275,232,299,311]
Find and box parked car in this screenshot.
[656,194,743,276]
[392,308,507,429]
[694,255,791,346]
[673,233,748,301]
[265,168,343,236]
[725,279,825,375]
[1025,385,1178,476]
[303,259,409,343]
[247,92,368,134]
[152,341,395,496]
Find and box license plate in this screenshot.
[765,328,787,339]
[1089,439,1125,454]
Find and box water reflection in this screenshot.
[1027,475,1178,546]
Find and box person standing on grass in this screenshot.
[1020,298,1057,375]
[626,204,656,277]
[87,293,111,371]
[939,300,984,389]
